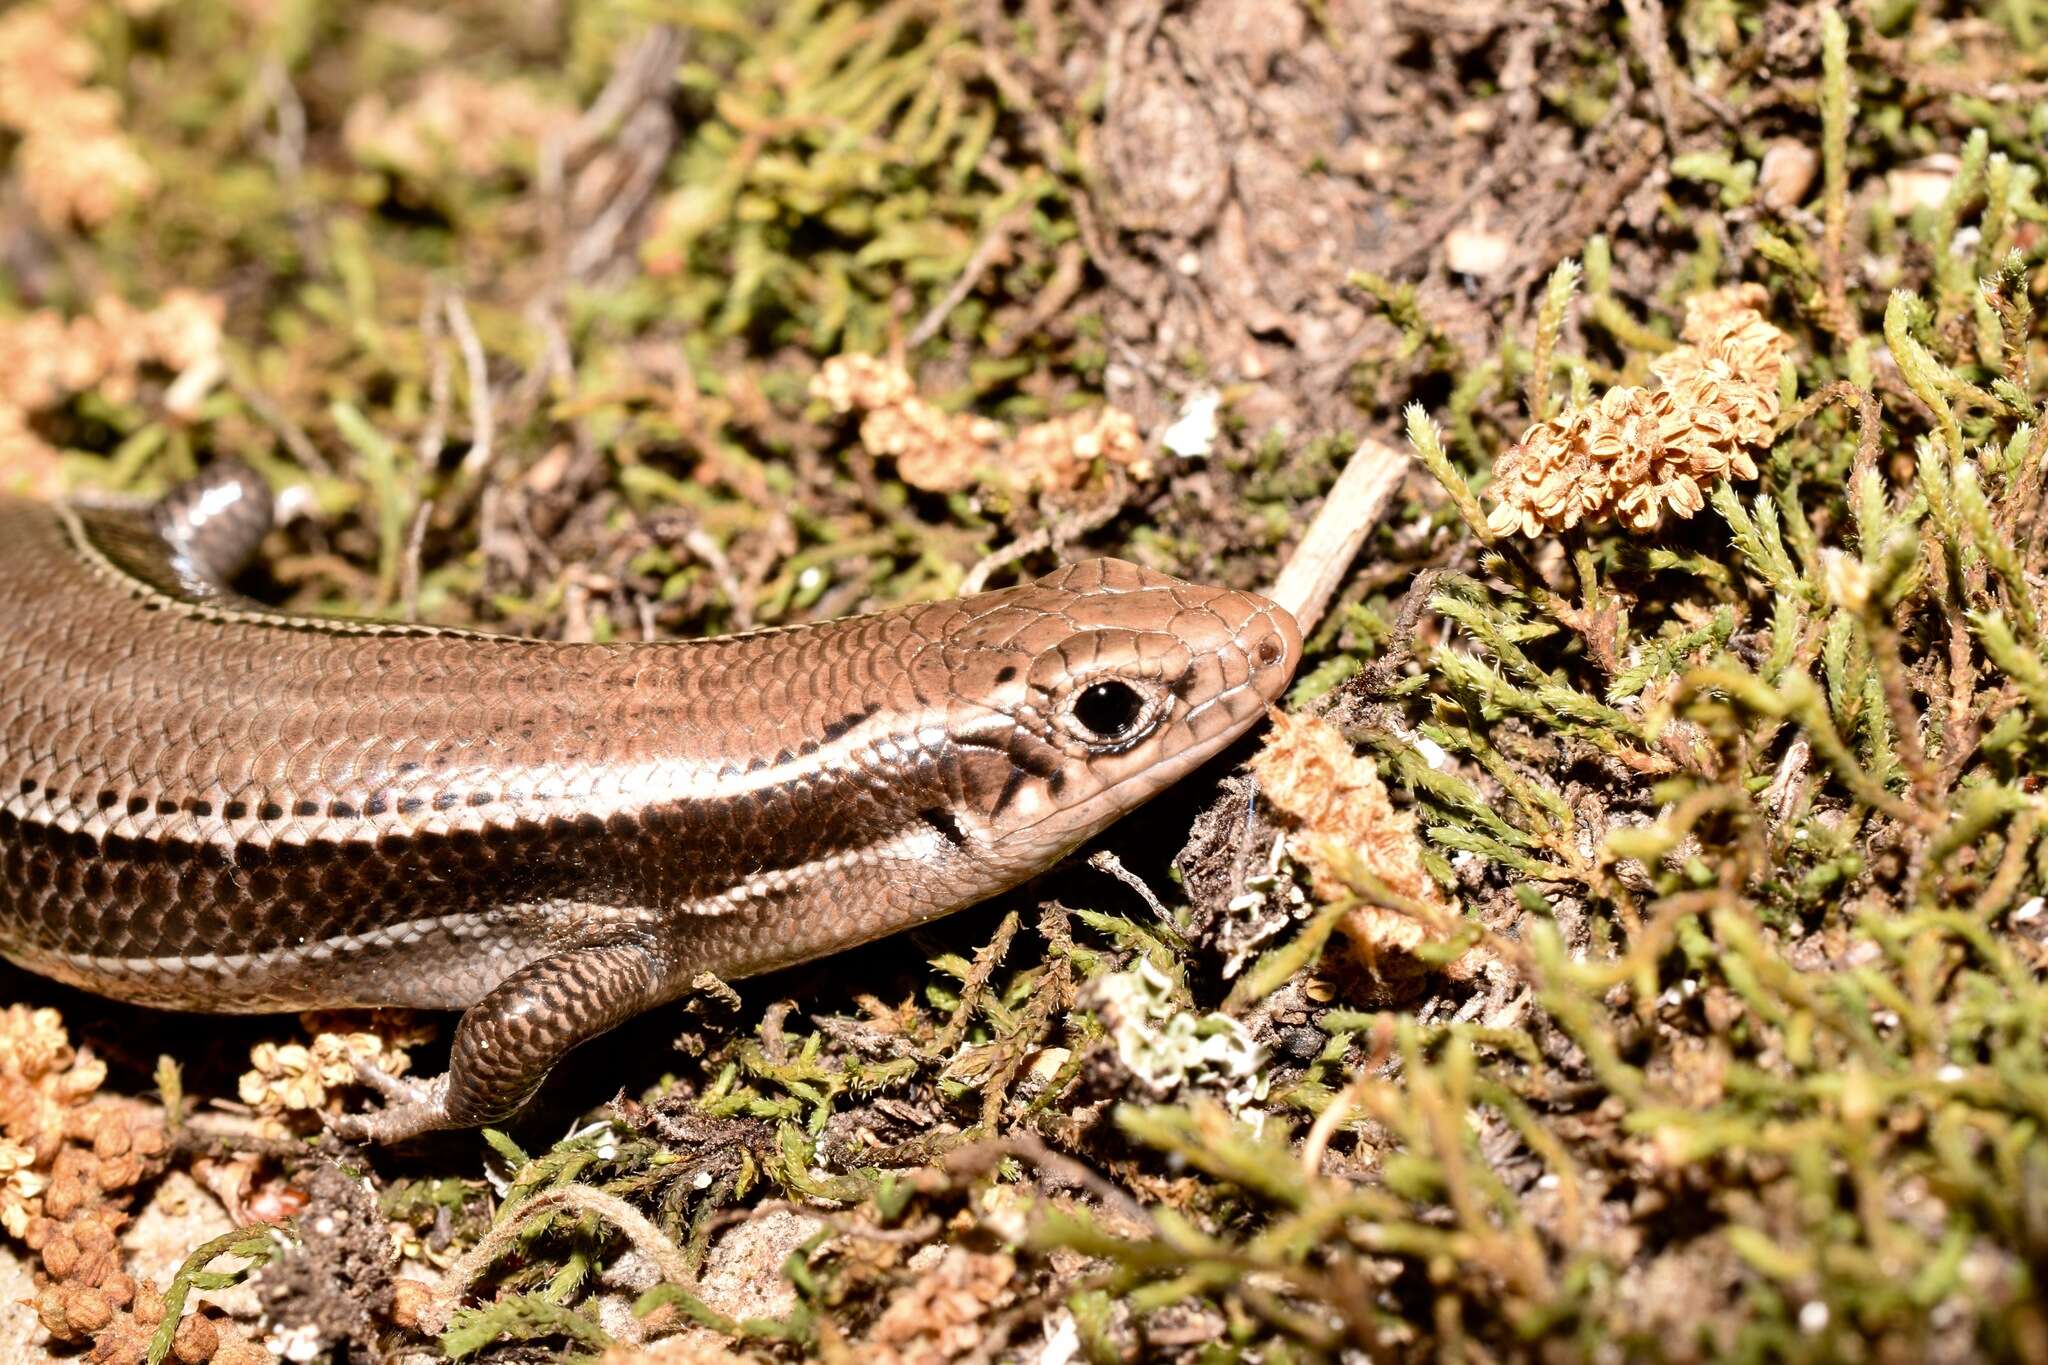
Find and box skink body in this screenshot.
[0,465,1300,1139]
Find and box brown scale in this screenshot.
[0,463,1301,1139]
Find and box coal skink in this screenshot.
[0,464,1301,1140]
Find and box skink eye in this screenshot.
[1073,680,1145,740]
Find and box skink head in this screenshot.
[938,557,1301,873]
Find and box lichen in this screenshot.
[1091,958,1267,1114]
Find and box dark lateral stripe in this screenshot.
[0,794,904,879]
[8,778,428,831]
[0,753,936,936]
[2,804,555,872]
[6,704,946,861]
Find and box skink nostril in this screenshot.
[1254,635,1284,668]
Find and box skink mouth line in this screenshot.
[1181,680,1258,729]
[1007,705,1273,841]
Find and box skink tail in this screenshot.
[152,460,275,589]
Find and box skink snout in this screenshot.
[1238,595,1304,705]
[1189,584,1304,710]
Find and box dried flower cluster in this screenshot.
[0,293,226,414]
[54,1270,270,1365]
[0,3,156,227]
[0,1008,271,1364]
[23,1106,173,1351]
[0,1137,46,1236]
[0,1007,110,1165]
[237,1013,428,1133]
[1251,712,1467,992]
[0,291,228,496]
[344,73,573,184]
[812,355,1151,494]
[0,1010,158,1353]
[862,1247,1017,1365]
[1487,284,1793,536]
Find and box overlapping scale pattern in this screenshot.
[0,469,1299,1134]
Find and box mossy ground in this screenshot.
[3,1,2048,1361]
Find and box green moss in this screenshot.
[9,0,2048,1359]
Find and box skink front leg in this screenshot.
[331,937,677,1143]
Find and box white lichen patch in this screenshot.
[1091,958,1267,1112]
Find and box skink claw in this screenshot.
[325,1061,454,1143]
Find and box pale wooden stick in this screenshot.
[1266,437,1410,635]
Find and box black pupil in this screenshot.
[1074,681,1144,738]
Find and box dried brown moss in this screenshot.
[0,290,227,495]
[1251,711,1468,991]
[0,2,154,228]
[812,354,1148,494]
